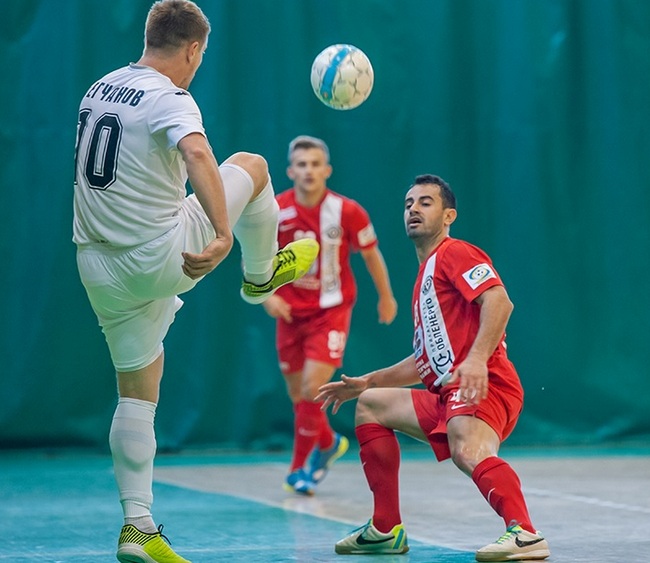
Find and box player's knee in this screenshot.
[450,449,473,475]
[298,388,316,403]
[450,443,489,476]
[225,151,268,192]
[354,389,382,423]
[288,389,302,404]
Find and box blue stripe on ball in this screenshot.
[320,45,353,101]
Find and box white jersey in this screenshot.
[73,63,205,247]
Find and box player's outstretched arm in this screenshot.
[316,355,421,414]
[316,374,369,415]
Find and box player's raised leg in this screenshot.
[219,152,319,304]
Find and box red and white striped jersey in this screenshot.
[275,188,377,316]
[412,237,515,393]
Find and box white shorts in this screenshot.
[76,194,216,372]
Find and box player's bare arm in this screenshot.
[179,133,234,279]
[360,246,398,324]
[316,355,421,414]
[446,285,514,405]
[262,294,293,323]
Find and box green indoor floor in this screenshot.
[2,446,649,562]
[0,450,471,562]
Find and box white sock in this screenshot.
[221,164,279,284]
[109,397,157,532]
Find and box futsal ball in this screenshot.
[310,44,374,110]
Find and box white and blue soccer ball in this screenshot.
[310,44,374,110]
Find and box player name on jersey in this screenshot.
[85,81,146,107]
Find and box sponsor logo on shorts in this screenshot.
[449,389,469,410]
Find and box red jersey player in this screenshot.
[263,135,397,495]
[317,175,550,561]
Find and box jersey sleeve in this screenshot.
[149,89,205,149]
[440,240,503,302]
[345,199,378,251]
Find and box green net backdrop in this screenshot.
[1,0,648,450]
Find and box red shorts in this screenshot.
[411,377,523,462]
[276,305,352,374]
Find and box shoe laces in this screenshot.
[350,521,373,535]
[351,519,373,534]
[494,524,522,544]
[156,524,172,545]
[275,248,297,268]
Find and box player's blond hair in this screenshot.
[145,0,210,52]
[288,135,330,163]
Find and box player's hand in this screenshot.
[446,356,488,405]
[378,295,398,325]
[262,294,292,322]
[315,374,368,414]
[181,235,233,279]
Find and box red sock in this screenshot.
[317,413,335,451]
[472,456,535,533]
[356,423,402,532]
[289,400,322,471]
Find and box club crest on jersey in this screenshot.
[324,225,342,241]
[462,263,496,289]
[421,275,433,295]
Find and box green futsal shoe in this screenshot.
[241,238,319,304]
[117,524,191,563]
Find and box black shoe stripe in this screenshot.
[118,525,157,545]
[515,537,545,548]
[357,536,395,546]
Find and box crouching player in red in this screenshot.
[317,175,550,561]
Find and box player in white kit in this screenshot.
[72,2,317,561]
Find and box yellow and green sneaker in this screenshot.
[241,238,319,304]
[117,524,191,563]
